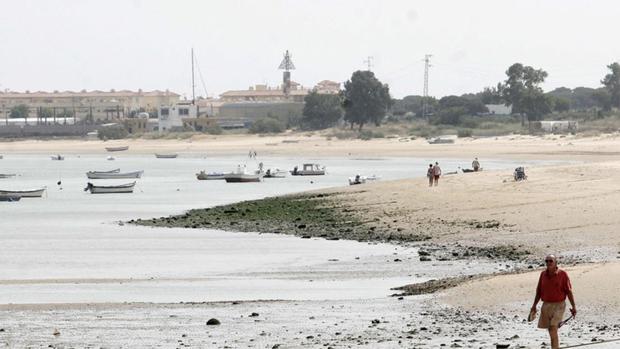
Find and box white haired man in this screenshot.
[530,255,577,349]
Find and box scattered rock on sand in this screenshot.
[206,318,221,325]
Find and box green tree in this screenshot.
[301,91,343,130]
[342,70,392,130]
[9,104,29,119]
[248,117,285,134]
[601,62,620,108]
[592,89,612,111]
[552,97,571,112]
[478,84,504,104]
[98,125,128,140]
[500,63,549,125]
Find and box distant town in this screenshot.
[1,50,619,139]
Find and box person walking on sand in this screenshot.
[472,157,480,172]
[432,162,441,186]
[530,254,577,349]
[426,163,434,187]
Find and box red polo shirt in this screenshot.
[537,268,572,302]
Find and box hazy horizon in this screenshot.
[1,0,619,99]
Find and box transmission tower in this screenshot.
[422,54,432,120]
[278,50,296,97]
[364,56,374,72]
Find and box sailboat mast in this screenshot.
[191,48,196,104]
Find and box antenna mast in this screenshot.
[278,50,296,97]
[191,48,196,104]
[422,54,432,121]
[364,56,374,72]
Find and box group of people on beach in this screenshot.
[427,157,483,187]
[426,162,442,186]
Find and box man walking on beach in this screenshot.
[432,162,441,186]
[427,163,434,187]
[531,255,577,349]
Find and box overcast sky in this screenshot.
[1,0,619,99]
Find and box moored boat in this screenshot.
[0,174,17,179]
[84,181,136,194]
[224,165,263,183]
[0,188,46,198]
[196,170,227,180]
[290,163,326,176]
[155,153,178,159]
[105,146,129,152]
[51,155,64,160]
[86,170,143,179]
[264,168,287,178]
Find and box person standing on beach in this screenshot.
[472,157,480,172]
[530,254,577,349]
[427,163,434,187]
[432,162,441,186]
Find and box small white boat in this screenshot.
[196,171,228,180]
[348,174,381,186]
[263,168,287,178]
[84,182,136,194]
[86,170,143,179]
[107,156,115,161]
[155,153,178,159]
[0,188,46,198]
[290,163,326,176]
[0,174,17,179]
[224,165,263,183]
[51,155,64,161]
[105,146,129,152]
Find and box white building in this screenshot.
[158,102,198,132]
[539,120,578,133]
[485,104,512,116]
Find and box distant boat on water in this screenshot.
[224,165,263,183]
[84,182,136,194]
[291,163,326,176]
[0,174,17,179]
[263,168,287,178]
[0,188,46,198]
[196,171,227,180]
[105,146,129,152]
[155,153,178,159]
[51,155,64,160]
[86,170,143,179]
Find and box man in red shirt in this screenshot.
[531,255,577,349]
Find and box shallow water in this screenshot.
[0,153,552,304]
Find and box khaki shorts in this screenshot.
[538,301,566,329]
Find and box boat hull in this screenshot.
[0,188,46,198]
[155,154,178,159]
[86,182,136,194]
[105,146,129,152]
[196,172,227,180]
[224,174,262,182]
[290,171,325,176]
[86,170,143,179]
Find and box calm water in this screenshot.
[0,153,551,304]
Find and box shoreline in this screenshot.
[2,132,620,161]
